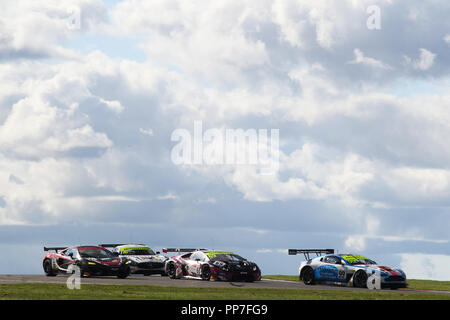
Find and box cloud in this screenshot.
[405,48,436,71]
[345,235,366,252]
[399,253,450,281]
[349,49,392,69]
[445,34,450,45]
[0,0,106,61]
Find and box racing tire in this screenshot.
[77,261,91,278]
[201,265,211,281]
[353,270,368,288]
[167,262,177,279]
[117,266,130,279]
[43,259,57,277]
[301,267,315,285]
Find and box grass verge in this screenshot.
[262,275,450,292]
[0,283,449,300]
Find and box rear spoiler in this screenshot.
[44,247,68,252]
[99,244,147,249]
[288,249,334,260]
[162,248,207,253]
[99,244,126,248]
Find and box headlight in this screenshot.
[88,262,96,265]
[253,266,257,271]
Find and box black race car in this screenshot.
[164,249,262,282]
[100,244,169,276]
[43,245,131,278]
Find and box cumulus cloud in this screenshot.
[400,253,450,281]
[404,48,436,71]
[445,34,450,45]
[0,0,106,60]
[349,49,392,69]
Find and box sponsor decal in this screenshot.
[341,255,367,264]
[119,247,152,254]
[377,266,400,275]
[205,252,234,258]
[316,265,338,279]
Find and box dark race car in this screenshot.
[164,248,261,282]
[43,245,131,278]
[100,244,169,276]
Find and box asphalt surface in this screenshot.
[1,274,449,295]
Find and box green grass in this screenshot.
[263,275,450,292]
[0,283,449,300]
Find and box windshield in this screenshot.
[79,247,115,258]
[341,255,377,265]
[206,252,246,262]
[120,247,155,255]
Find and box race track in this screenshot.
[1,274,449,295]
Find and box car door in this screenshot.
[187,252,203,276]
[60,248,75,270]
[317,256,343,281]
[333,257,348,282]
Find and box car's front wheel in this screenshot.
[301,267,315,285]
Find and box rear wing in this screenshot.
[98,243,146,248]
[162,248,208,253]
[288,249,334,260]
[44,246,68,252]
[99,244,126,248]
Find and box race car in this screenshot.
[43,245,131,278]
[164,248,261,282]
[100,244,168,276]
[289,249,407,289]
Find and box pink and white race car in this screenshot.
[163,248,261,282]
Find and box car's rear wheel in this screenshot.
[167,262,177,279]
[43,259,57,276]
[201,265,211,281]
[353,270,368,288]
[302,267,315,285]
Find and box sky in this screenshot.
[0,0,449,280]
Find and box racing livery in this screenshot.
[43,246,131,278]
[164,248,261,282]
[100,244,168,276]
[289,249,407,289]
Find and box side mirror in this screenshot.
[68,252,74,258]
[195,259,201,262]
[340,260,346,265]
[112,252,119,257]
[156,251,160,254]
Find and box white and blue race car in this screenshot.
[289,249,407,289]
